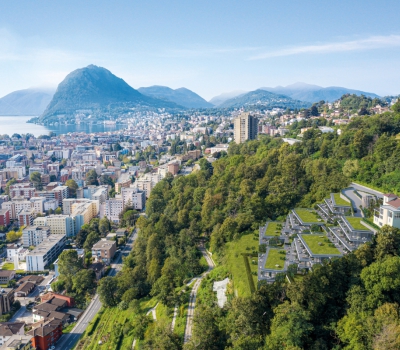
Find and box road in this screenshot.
[351,182,384,199]
[183,248,215,344]
[55,229,137,350]
[343,183,384,218]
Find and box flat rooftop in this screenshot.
[26,234,66,257]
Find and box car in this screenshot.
[50,346,55,350]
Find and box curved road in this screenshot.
[183,248,215,344]
[55,229,137,350]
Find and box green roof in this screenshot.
[294,209,320,224]
[333,193,350,206]
[265,222,283,236]
[345,217,367,230]
[264,249,285,270]
[301,234,341,255]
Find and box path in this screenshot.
[171,304,178,331]
[183,248,215,344]
[146,302,158,321]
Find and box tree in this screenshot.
[83,231,100,251]
[98,276,119,307]
[55,207,62,215]
[85,169,99,186]
[99,217,111,236]
[66,179,78,198]
[4,178,16,195]
[6,230,21,242]
[72,269,96,295]
[30,171,43,190]
[58,250,83,291]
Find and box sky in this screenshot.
[1,0,400,100]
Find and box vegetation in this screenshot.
[264,249,285,270]
[93,111,400,348]
[2,263,15,270]
[301,234,341,255]
[333,193,350,206]
[346,216,368,230]
[295,209,320,224]
[265,222,283,236]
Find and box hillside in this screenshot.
[0,88,54,116]
[261,82,379,102]
[218,89,311,109]
[208,90,247,106]
[39,65,183,121]
[138,85,213,108]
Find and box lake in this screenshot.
[0,116,128,137]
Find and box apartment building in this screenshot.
[374,193,400,229]
[92,239,117,265]
[0,209,10,227]
[121,187,146,210]
[234,112,258,144]
[34,215,75,237]
[26,234,66,271]
[104,199,124,223]
[22,226,51,247]
[18,209,34,227]
[9,184,36,199]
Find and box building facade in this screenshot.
[234,112,258,144]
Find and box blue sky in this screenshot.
[1,0,400,100]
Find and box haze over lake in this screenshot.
[0,116,128,137]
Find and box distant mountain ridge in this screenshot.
[0,88,54,116]
[260,82,379,103]
[39,65,183,121]
[138,85,213,109]
[219,89,311,109]
[208,90,247,106]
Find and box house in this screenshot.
[0,270,16,284]
[27,318,62,350]
[0,322,25,346]
[88,262,106,280]
[3,334,32,349]
[91,239,117,265]
[40,293,75,308]
[373,193,400,229]
[14,282,36,297]
[19,275,44,285]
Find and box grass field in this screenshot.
[265,222,283,236]
[301,234,341,255]
[295,209,320,224]
[264,249,285,270]
[333,193,350,206]
[223,233,258,297]
[346,217,367,230]
[1,263,14,270]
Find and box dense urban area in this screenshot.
[0,91,400,350]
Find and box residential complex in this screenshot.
[234,112,258,144]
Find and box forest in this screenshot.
[98,105,400,349]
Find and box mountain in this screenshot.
[218,89,311,109]
[0,88,54,116]
[40,65,183,121]
[208,90,247,106]
[138,85,213,109]
[260,82,379,103]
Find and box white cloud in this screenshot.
[249,35,400,60]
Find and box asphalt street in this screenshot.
[55,229,137,350]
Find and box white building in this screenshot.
[121,187,146,210]
[26,234,66,271]
[373,194,400,229]
[22,226,51,247]
[34,215,75,237]
[104,199,124,223]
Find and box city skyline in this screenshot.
[1,0,400,99]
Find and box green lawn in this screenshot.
[264,249,285,270]
[301,234,341,255]
[295,209,320,224]
[346,217,367,230]
[2,263,15,270]
[333,193,350,206]
[223,233,258,297]
[265,222,283,236]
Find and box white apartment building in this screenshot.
[30,197,46,214]
[22,226,51,247]
[26,234,66,271]
[5,167,26,179]
[121,187,146,210]
[104,199,124,223]
[34,215,75,237]
[374,194,400,229]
